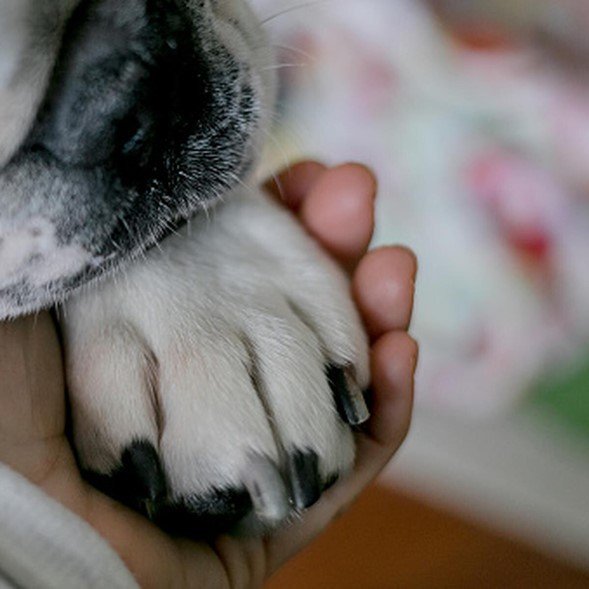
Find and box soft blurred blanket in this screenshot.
[253,0,589,420]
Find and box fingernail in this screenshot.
[327,364,370,426]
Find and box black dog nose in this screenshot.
[33,0,207,172]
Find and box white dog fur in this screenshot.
[0,0,370,531]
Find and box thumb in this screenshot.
[0,314,66,477]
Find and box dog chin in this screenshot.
[0,0,276,318]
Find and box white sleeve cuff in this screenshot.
[0,463,139,589]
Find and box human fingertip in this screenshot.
[265,160,328,209]
[353,246,417,339]
[391,245,418,271]
[331,163,378,198]
[372,331,418,386]
[368,331,417,445]
[300,166,376,267]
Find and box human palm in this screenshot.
[0,162,417,588]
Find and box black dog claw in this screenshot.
[327,364,370,426]
[119,441,167,518]
[82,440,167,519]
[287,450,321,510]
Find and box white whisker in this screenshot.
[269,170,286,202]
[261,62,307,72]
[271,43,316,64]
[260,0,329,26]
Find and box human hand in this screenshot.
[0,161,417,588]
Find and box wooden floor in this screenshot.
[268,485,589,589]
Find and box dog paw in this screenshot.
[62,190,370,536]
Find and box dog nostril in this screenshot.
[118,116,147,156]
[166,37,178,51]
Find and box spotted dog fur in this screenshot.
[0,0,370,535]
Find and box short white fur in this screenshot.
[64,189,369,503]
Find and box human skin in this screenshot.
[0,161,418,588]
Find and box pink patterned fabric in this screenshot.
[257,0,589,417]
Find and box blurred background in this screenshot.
[250,0,589,586]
